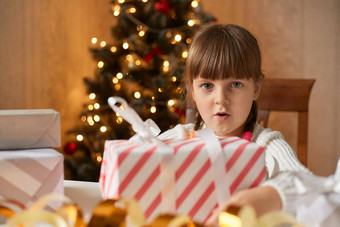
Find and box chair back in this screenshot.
[257,78,315,167]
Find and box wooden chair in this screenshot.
[257,78,315,167]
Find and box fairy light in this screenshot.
[126,54,133,62]
[126,7,136,13]
[138,30,145,37]
[91,37,97,44]
[136,60,141,65]
[88,105,94,110]
[87,116,95,126]
[191,0,199,8]
[174,34,182,42]
[134,91,141,99]
[142,0,148,2]
[89,93,96,100]
[122,42,129,49]
[116,72,123,79]
[94,103,100,109]
[163,60,169,72]
[150,106,156,113]
[112,77,119,84]
[116,116,123,124]
[115,83,121,91]
[76,134,84,141]
[100,41,106,47]
[151,96,155,101]
[100,126,107,132]
[110,46,117,53]
[94,115,100,122]
[113,5,121,16]
[171,76,177,82]
[166,32,172,38]
[158,88,164,93]
[118,0,125,3]
[186,38,192,44]
[182,50,188,58]
[96,155,102,163]
[167,99,175,106]
[98,61,104,68]
[81,116,86,122]
[188,19,195,26]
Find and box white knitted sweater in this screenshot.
[158,123,311,214]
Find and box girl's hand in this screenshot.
[205,186,282,226]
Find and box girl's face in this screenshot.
[192,76,261,137]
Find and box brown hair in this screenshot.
[184,24,264,132]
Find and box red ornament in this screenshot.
[64,142,77,155]
[174,107,186,117]
[144,46,164,63]
[155,0,171,15]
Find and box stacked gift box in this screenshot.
[0,109,64,210]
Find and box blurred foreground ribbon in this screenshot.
[293,159,340,226]
[2,194,199,227]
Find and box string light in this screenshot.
[186,38,192,44]
[142,0,148,2]
[113,5,121,16]
[150,106,156,113]
[126,7,136,13]
[88,105,94,110]
[122,42,129,49]
[100,126,107,132]
[89,93,96,100]
[94,115,100,122]
[81,116,87,122]
[167,99,175,106]
[158,88,164,93]
[116,72,123,79]
[171,76,177,82]
[174,34,182,42]
[191,0,199,8]
[98,61,104,68]
[96,155,102,163]
[115,83,121,91]
[118,0,125,3]
[135,60,141,65]
[116,116,123,124]
[91,37,97,44]
[188,20,195,26]
[76,134,84,141]
[110,46,117,52]
[163,60,170,72]
[100,41,106,47]
[112,77,119,84]
[126,54,133,61]
[182,50,188,58]
[138,30,145,37]
[87,116,95,126]
[134,91,141,99]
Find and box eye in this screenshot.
[231,81,243,88]
[201,83,214,90]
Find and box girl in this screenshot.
[158,24,311,223]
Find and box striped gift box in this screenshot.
[100,135,265,224]
[0,148,64,207]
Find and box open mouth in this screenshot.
[215,112,229,120]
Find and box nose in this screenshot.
[214,88,228,105]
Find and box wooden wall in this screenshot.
[0,0,339,176]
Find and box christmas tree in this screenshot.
[64,0,215,181]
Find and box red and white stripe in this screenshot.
[100,136,265,223]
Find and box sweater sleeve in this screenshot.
[252,124,312,214]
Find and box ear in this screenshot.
[253,79,263,100]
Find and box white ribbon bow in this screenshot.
[108,97,161,141]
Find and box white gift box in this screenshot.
[0,148,64,208]
[0,109,60,150]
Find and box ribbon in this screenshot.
[293,158,340,226]
[108,97,161,141]
[196,128,230,209]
